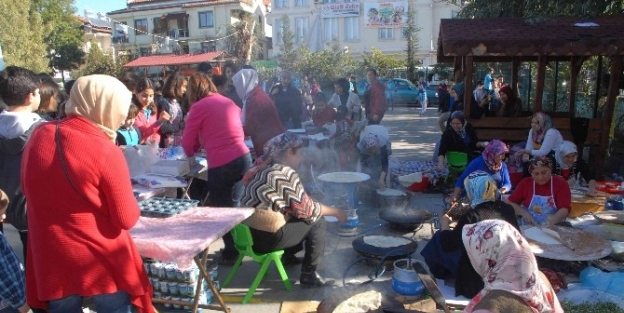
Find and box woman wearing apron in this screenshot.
[504,156,571,226]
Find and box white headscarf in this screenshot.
[554,140,577,170]
[65,75,132,143]
[232,69,258,125]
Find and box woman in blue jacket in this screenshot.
[449,139,511,205]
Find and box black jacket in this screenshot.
[156,97,185,148]
[272,86,303,128]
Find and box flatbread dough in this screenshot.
[333,290,383,313]
[317,172,370,183]
[523,227,560,245]
[363,235,411,248]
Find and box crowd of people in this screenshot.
[0,61,590,313]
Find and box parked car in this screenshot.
[356,78,439,107]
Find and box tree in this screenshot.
[223,10,260,66]
[275,15,297,73]
[0,0,48,72]
[443,0,624,20]
[32,0,84,80]
[359,47,405,77]
[295,39,356,87]
[72,43,126,78]
[404,4,420,82]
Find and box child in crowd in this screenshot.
[132,78,169,144]
[157,71,186,148]
[116,104,142,146]
[332,105,357,170]
[311,93,336,127]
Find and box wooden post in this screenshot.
[511,57,519,92]
[453,56,462,82]
[596,56,623,170]
[568,57,584,117]
[464,56,474,118]
[533,55,547,112]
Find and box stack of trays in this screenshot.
[138,197,199,218]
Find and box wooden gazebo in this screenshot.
[437,15,624,169]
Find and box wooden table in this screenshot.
[131,206,254,312]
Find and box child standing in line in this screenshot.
[132,78,169,144]
[116,104,142,146]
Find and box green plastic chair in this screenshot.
[445,151,468,183]
[222,224,292,303]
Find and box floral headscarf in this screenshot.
[482,139,508,172]
[464,171,500,208]
[358,133,380,151]
[462,220,563,313]
[529,155,553,173]
[242,132,304,184]
[531,112,553,145]
[554,141,577,170]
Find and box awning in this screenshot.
[123,51,226,68]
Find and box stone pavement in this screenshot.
[4,107,448,313]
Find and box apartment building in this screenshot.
[266,0,460,66]
[107,0,271,59]
[78,11,118,55]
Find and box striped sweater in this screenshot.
[242,164,322,233]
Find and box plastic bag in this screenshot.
[123,142,160,177]
[580,266,624,297]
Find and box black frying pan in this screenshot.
[352,236,418,259]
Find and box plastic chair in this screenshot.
[445,151,468,183]
[222,224,292,303]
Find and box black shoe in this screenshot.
[281,254,303,267]
[300,271,335,287]
[217,252,239,266]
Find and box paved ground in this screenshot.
[5,106,448,313]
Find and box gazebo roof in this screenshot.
[437,15,624,62]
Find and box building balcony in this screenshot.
[113,36,129,44]
[169,28,189,39]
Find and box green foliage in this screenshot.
[275,15,297,73]
[445,0,624,20]
[32,0,85,75]
[0,0,48,72]
[359,47,405,77]
[72,43,126,78]
[223,10,262,66]
[294,40,356,88]
[561,301,624,313]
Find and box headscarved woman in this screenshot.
[462,219,564,313]
[437,111,480,171]
[504,156,571,226]
[357,125,391,190]
[242,132,346,287]
[421,171,520,298]
[551,140,596,195]
[515,112,563,165]
[22,75,153,313]
[496,85,522,117]
[450,140,511,206]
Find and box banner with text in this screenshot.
[321,2,360,18]
[363,1,408,28]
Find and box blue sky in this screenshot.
[73,0,128,16]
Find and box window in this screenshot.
[140,47,150,56]
[324,18,338,41]
[274,19,283,45]
[274,0,288,9]
[323,0,337,3]
[294,0,307,7]
[199,11,214,28]
[134,19,148,35]
[378,28,394,39]
[201,42,216,52]
[344,17,359,41]
[294,17,308,44]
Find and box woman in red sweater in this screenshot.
[21,75,153,313]
[182,73,252,264]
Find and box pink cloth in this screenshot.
[181,94,249,168]
[131,207,254,269]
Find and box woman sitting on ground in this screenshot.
[421,171,520,298]
[437,111,480,171]
[241,132,346,287]
[462,219,564,313]
[450,140,511,206]
[496,86,522,117]
[551,140,597,196]
[504,156,571,226]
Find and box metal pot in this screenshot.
[379,206,433,230]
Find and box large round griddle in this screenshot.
[379,206,433,230]
[352,236,418,259]
[317,287,404,313]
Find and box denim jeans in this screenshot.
[0,307,18,313]
[206,153,252,258]
[48,291,131,313]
